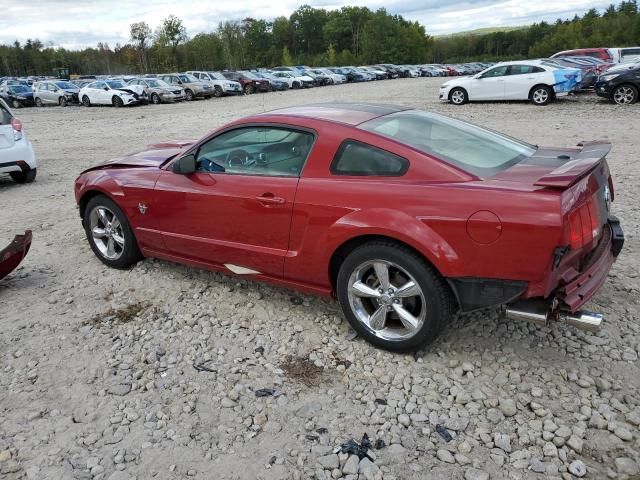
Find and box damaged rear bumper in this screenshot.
[558,216,623,311]
[0,230,32,280]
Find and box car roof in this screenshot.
[254,103,411,126]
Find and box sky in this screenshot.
[0,0,613,50]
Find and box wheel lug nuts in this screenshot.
[388,288,394,294]
[378,288,384,294]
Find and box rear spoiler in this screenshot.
[534,141,611,188]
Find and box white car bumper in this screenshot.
[0,137,37,174]
[222,83,242,94]
[439,85,453,102]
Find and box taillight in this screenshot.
[565,195,603,250]
[11,117,23,141]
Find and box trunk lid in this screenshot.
[494,141,613,254]
[491,141,611,192]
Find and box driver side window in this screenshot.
[195,126,314,177]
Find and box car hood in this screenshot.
[80,140,196,173]
[442,77,472,88]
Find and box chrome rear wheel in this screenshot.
[347,260,426,341]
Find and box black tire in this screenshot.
[612,84,638,105]
[151,93,161,104]
[449,87,468,105]
[185,89,194,101]
[336,241,454,352]
[82,95,91,107]
[10,168,36,184]
[59,97,68,107]
[83,195,142,269]
[530,85,553,106]
[292,81,300,89]
[244,84,254,95]
[35,97,43,107]
[112,96,124,108]
[213,86,223,97]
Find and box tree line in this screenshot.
[1,1,639,77]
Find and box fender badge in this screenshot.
[138,203,147,214]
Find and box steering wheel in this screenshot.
[225,149,252,169]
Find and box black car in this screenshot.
[595,66,640,104]
[375,65,400,79]
[0,83,34,108]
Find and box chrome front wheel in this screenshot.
[89,206,125,260]
[83,195,142,269]
[613,85,637,105]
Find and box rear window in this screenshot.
[331,140,408,176]
[359,110,536,177]
[0,102,12,125]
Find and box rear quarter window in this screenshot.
[331,140,408,176]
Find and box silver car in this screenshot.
[127,78,185,104]
[33,80,79,107]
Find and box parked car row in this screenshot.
[440,57,640,106]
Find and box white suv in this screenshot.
[186,71,242,96]
[0,98,37,184]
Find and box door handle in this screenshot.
[256,193,286,205]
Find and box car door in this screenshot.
[44,83,57,104]
[503,65,543,100]
[89,81,105,104]
[151,125,316,278]
[471,65,508,100]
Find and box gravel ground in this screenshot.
[1,78,639,480]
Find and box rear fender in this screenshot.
[325,208,462,277]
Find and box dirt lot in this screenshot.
[1,78,639,480]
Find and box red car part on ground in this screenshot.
[0,230,32,280]
[74,104,624,351]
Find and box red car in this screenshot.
[551,48,613,62]
[74,104,624,351]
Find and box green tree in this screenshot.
[282,46,293,65]
[130,21,151,72]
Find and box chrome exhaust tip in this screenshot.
[560,311,603,333]
[504,300,549,327]
[504,300,603,333]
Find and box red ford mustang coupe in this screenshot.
[74,104,623,351]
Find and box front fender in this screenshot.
[75,170,126,207]
[323,208,462,277]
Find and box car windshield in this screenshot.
[240,71,258,80]
[359,110,536,177]
[179,74,196,82]
[146,79,163,87]
[55,81,76,89]
[208,72,226,80]
[106,81,126,88]
[9,85,30,93]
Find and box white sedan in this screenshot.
[439,61,581,106]
[0,98,37,183]
[79,80,143,107]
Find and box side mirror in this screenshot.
[177,80,183,85]
[172,154,197,174]
[104,86,109,90]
